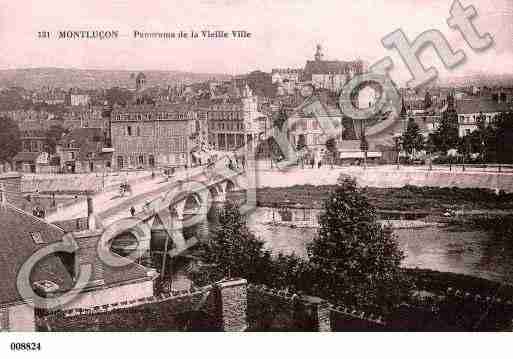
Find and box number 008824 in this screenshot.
[10,342,41,351]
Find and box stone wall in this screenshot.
[21,171,154,194]
[246,284,385,331]
[0,172,23,208]
[40,278,248,332]
[8,303,36,332]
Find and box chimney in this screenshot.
[87,195,95,230]
[215,279,248,331]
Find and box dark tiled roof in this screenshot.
[61,128,103,144]
[0,204,73,305]
[304,60,362,76]
[102,260,152,287]
[456,99,513,114]
[13,152,40,162]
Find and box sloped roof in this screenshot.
[456,99,513,114]
[0,204,73,305]
[304,60,356,75]
[13,152,40,162]
[291,96,342,117]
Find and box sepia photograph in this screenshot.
[0,0,513,356]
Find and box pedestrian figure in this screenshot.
[130,206,136,216]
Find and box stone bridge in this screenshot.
[49,156,254,261]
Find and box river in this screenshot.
[246,207,513,284]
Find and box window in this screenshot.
[138,155,144,166]
[136,127,141,136]
[30,231,46,244]
[127,126,132,136]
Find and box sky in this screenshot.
[0,0,511,86]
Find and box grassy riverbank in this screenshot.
[248,185,513,213]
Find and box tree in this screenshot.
[325,137,337,168]
[45,124,66,154]
[273,105,288,130]
[431,94,459,154]
[424,91,432,110]
[401,118,424,157]
[0,117,21,162]
[307,177,412,312]
[198,202,274,284]
[494,111,513,164]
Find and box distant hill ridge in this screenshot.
[0,68,232,90]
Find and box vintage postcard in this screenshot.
[0,0,512,356]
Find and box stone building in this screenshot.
[0,199,156,331]
[207,84,267,151]
[56,128,111,173]
[110,104,198,169]
[67,89,91,107]
[456,98,513,137]
[287,95,343,153]
[303,44,365,93]
[21,129,47,153]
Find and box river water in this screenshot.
[246,207,513,284]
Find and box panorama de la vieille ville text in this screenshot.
[2,0,513,333]
[37,30,252,39]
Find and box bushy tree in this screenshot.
[0,116,21,162]
[307,177,412,312]
[273,106,288,130]
[45,124,66,153]
[325,137,337,168]
[198,202,274,283]
[431,99,459,154]
[424,91,432,110]
[401,118,424,157]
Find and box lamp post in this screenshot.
[360,119,368,169]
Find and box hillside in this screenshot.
[0,68,231,90]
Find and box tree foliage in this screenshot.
[307,177,412,312]
[45,124,66,154]
[197,202,274,284]
[273,106,288,130]
[195,179,413,314]
[401,118,424,156]
[431,104,459,154]
[459,111,513,163]
[424,91,432,110]
[0,116,21,162]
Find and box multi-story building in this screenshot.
[207,85,267,151]
[56,128,111,173]
[61,105,104,129]
[456,98,513,137]
[303,45,365,93]
[20,129,46,153]
[271,68,303,85]
[32,87,66,105]
[68,89,91,107]
[110,104,198,170]
[287,95,343,152]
